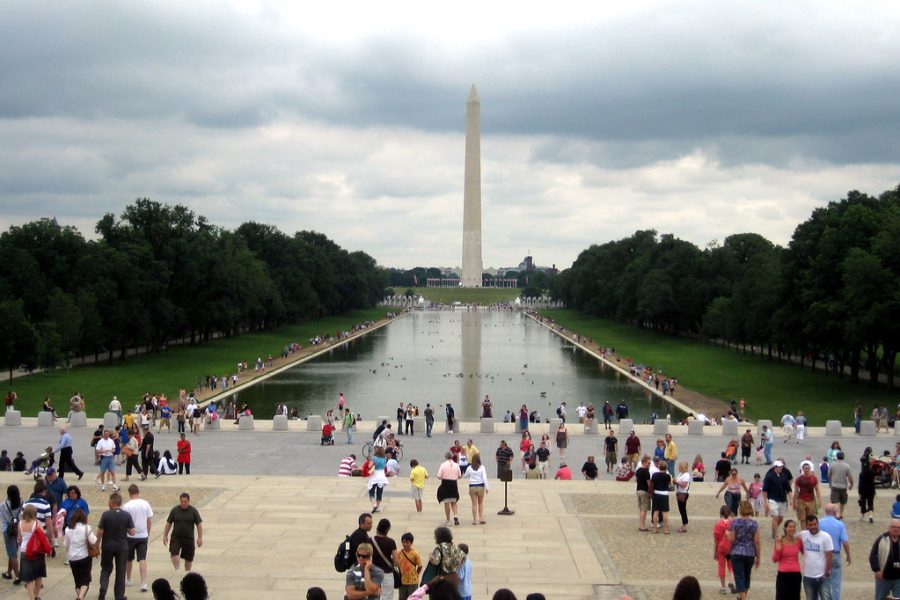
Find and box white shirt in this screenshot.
[798,530,834,578]
[95,437,116,457]
[465,465,490,489]
[65,522,97,561]
[123,498,153,539]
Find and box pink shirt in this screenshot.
[436,460,461,481]
[555,466,573,480]
[772,537,802,572]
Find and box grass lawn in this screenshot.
[409,287,520,305]
[541,309,897,425]
[6,308,387,417]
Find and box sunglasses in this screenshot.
[356,554,370,559]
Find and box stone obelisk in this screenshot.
[461,84,483,287]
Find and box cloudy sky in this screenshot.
[1,1,898,270]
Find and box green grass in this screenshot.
[409,287,520,305]
[5,308,388,417]
[541,309,897,425]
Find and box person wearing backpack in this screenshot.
[2,485,22,584]
[336,513,373,573]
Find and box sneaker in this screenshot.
[719,588,727,595]
[77,473,84,481]
[94,477,101,484]
[126,580,133,587]
[141,584,149,592]
[453,517,460,525]
[100,485,106,492]
[112,486,120,492]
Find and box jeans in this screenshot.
[426,420,433,437]
[731,555,755,593]
[802,575,832,600]
[724,492,741,516]
[830,556,842,600]
[875,578,900,600]
[346,426,353,444]
[99,547,127,600]
[764,442,774,464]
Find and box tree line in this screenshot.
[0,199,387,380]
[551,185,899,389]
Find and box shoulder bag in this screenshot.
[373,537,401,588]
[86,525,100,558]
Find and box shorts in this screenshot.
[538,461,548,477]
[169,535,195,561]
[411,486,424,502]
[159,418,171,428]
[99,455,115,473]
[651,492,670,513]
[768,499,788,517]
[830,488,848,506]
[605,451,617,466]
[627,453,640,464]
[469,485,485,499]
[127,537,148,561]
[636,490,651,512]
[4,531,18,558]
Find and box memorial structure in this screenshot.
[461,84,483,287]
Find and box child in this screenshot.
[748,473,763,516]
[892,494,900,519]
[409,459,428,512]
[25,446,54,477]
[712,505,735,594]
[819,456,830,485]
[396,532,423,600]
[755,445,765,465]
[456,543,472,600]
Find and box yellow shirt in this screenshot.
[409,465,428,489]
[465,444,480,463]
[665,441,678,460]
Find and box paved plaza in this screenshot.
[2,417,899,599]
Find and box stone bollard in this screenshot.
[688,419,704,435]
[38,411,55,426]
[4,410,21,426]
[825,420,843,437]
[584,420,599,434]
[103,412,119,429]
[273,415,289,431]
[653,419,669,436]
[205,417,220,431]
[480,418,494,434]
[238,415,255,430]
[722,420,739,436]
[69,412,88,428]
[307,415,323,432]
[618,419,634,436]
[860,420,876,436]
[757,420,773,438]
[412,416,425,434]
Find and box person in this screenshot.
[761,425,774,465]
[97,491,137,600]
[792,460,822,529]
[728,500,761,600]
[763,460,794,540]
[780,412,795,443]
[534,441,550,479]
[180,572,208,600]
[715,453,732,482]
[64,508,97,600]
[581,455,599,480]
[340,455,358,478]
[307,586,327,600]
[156,450,178,476]
[649,461,672,534]
[740,429,754,465]
[691,454,706,482]
[396,403,405,435]
[713,505,735,594]
[518,431,532,474]
[819,503,850,600]
[123,429,141,482]
[44,467,67,535]
[624,430,641,469]
[424,404,434,438]
[25,445,54,477]
[859,460,876,524]
[345,542,384,600]
[748,473,763,517]
[151,577,178,600]
[798,515,833,600]
[368,446,389,513]
[893,494,900,519]
[635,455,652,531]
[176,433,192,475]
[425,527,464,592]
[23,480,55,550]
[445,403,455,434]
[0,450,10,471]
[18,504,51,600]
[825,452,852,518]
[348,513,374,562]
[396,532,422,600]
[1,484,22,584]
[95,429,120,492]
[41,396,59,420]
[371,518,398,600]
[12,452,26,472]
[870,519,900,599]
[716,468,750,517]
[409,459,428,513]
[436,452,461,526]
[554,462,572,480]
[456,543,472,600]
[139,426,155,481]
[672,576,701,600]
[603,430,618,474]
[518,404,529,432]
[674,461,691,533]
[163,492,203,571]
[772,519,802,600]
[664,433,678,474]
[123,484,153,593]
[464,453,488,525]
[480,395,492,419]
[344,408,355,444]
[55,427,85,481]
[555,422,568,459]
[495,440,513,480]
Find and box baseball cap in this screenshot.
[45,467,55,475]
[773,460,785,467]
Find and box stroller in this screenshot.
[24,446,55,480]
[724,439,739,462]
[871,456,895,488]
[321,422,335,445]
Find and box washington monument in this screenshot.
[461,84,483,287]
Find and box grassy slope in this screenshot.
[6,308,387,416]
[410,287,520,305]
[541,309,896,425]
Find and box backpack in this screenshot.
[556,406,562,417]
[334,534,353,572]
[4,501,19,539]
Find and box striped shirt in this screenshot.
[24,496,51,526]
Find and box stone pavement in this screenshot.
[2,418,898,599]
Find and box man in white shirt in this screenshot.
[799,514,834,600]
[123,484,153,592]
[94,429,119,492]
[781,412,796,443]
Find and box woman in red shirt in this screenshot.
[177,433,192,474]
[772,519,802,600]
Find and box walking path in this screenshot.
[2,418,895,599]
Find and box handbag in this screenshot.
[86,525,100,558]
[420,546,444,585]
[372,537,401,588]
[25,524,52,560]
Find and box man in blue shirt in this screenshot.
[820,503,851,600]
[55,426,84,480]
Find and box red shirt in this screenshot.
[795,474,818,502]
[176,439,191,464]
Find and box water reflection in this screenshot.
[227,309,684,422]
